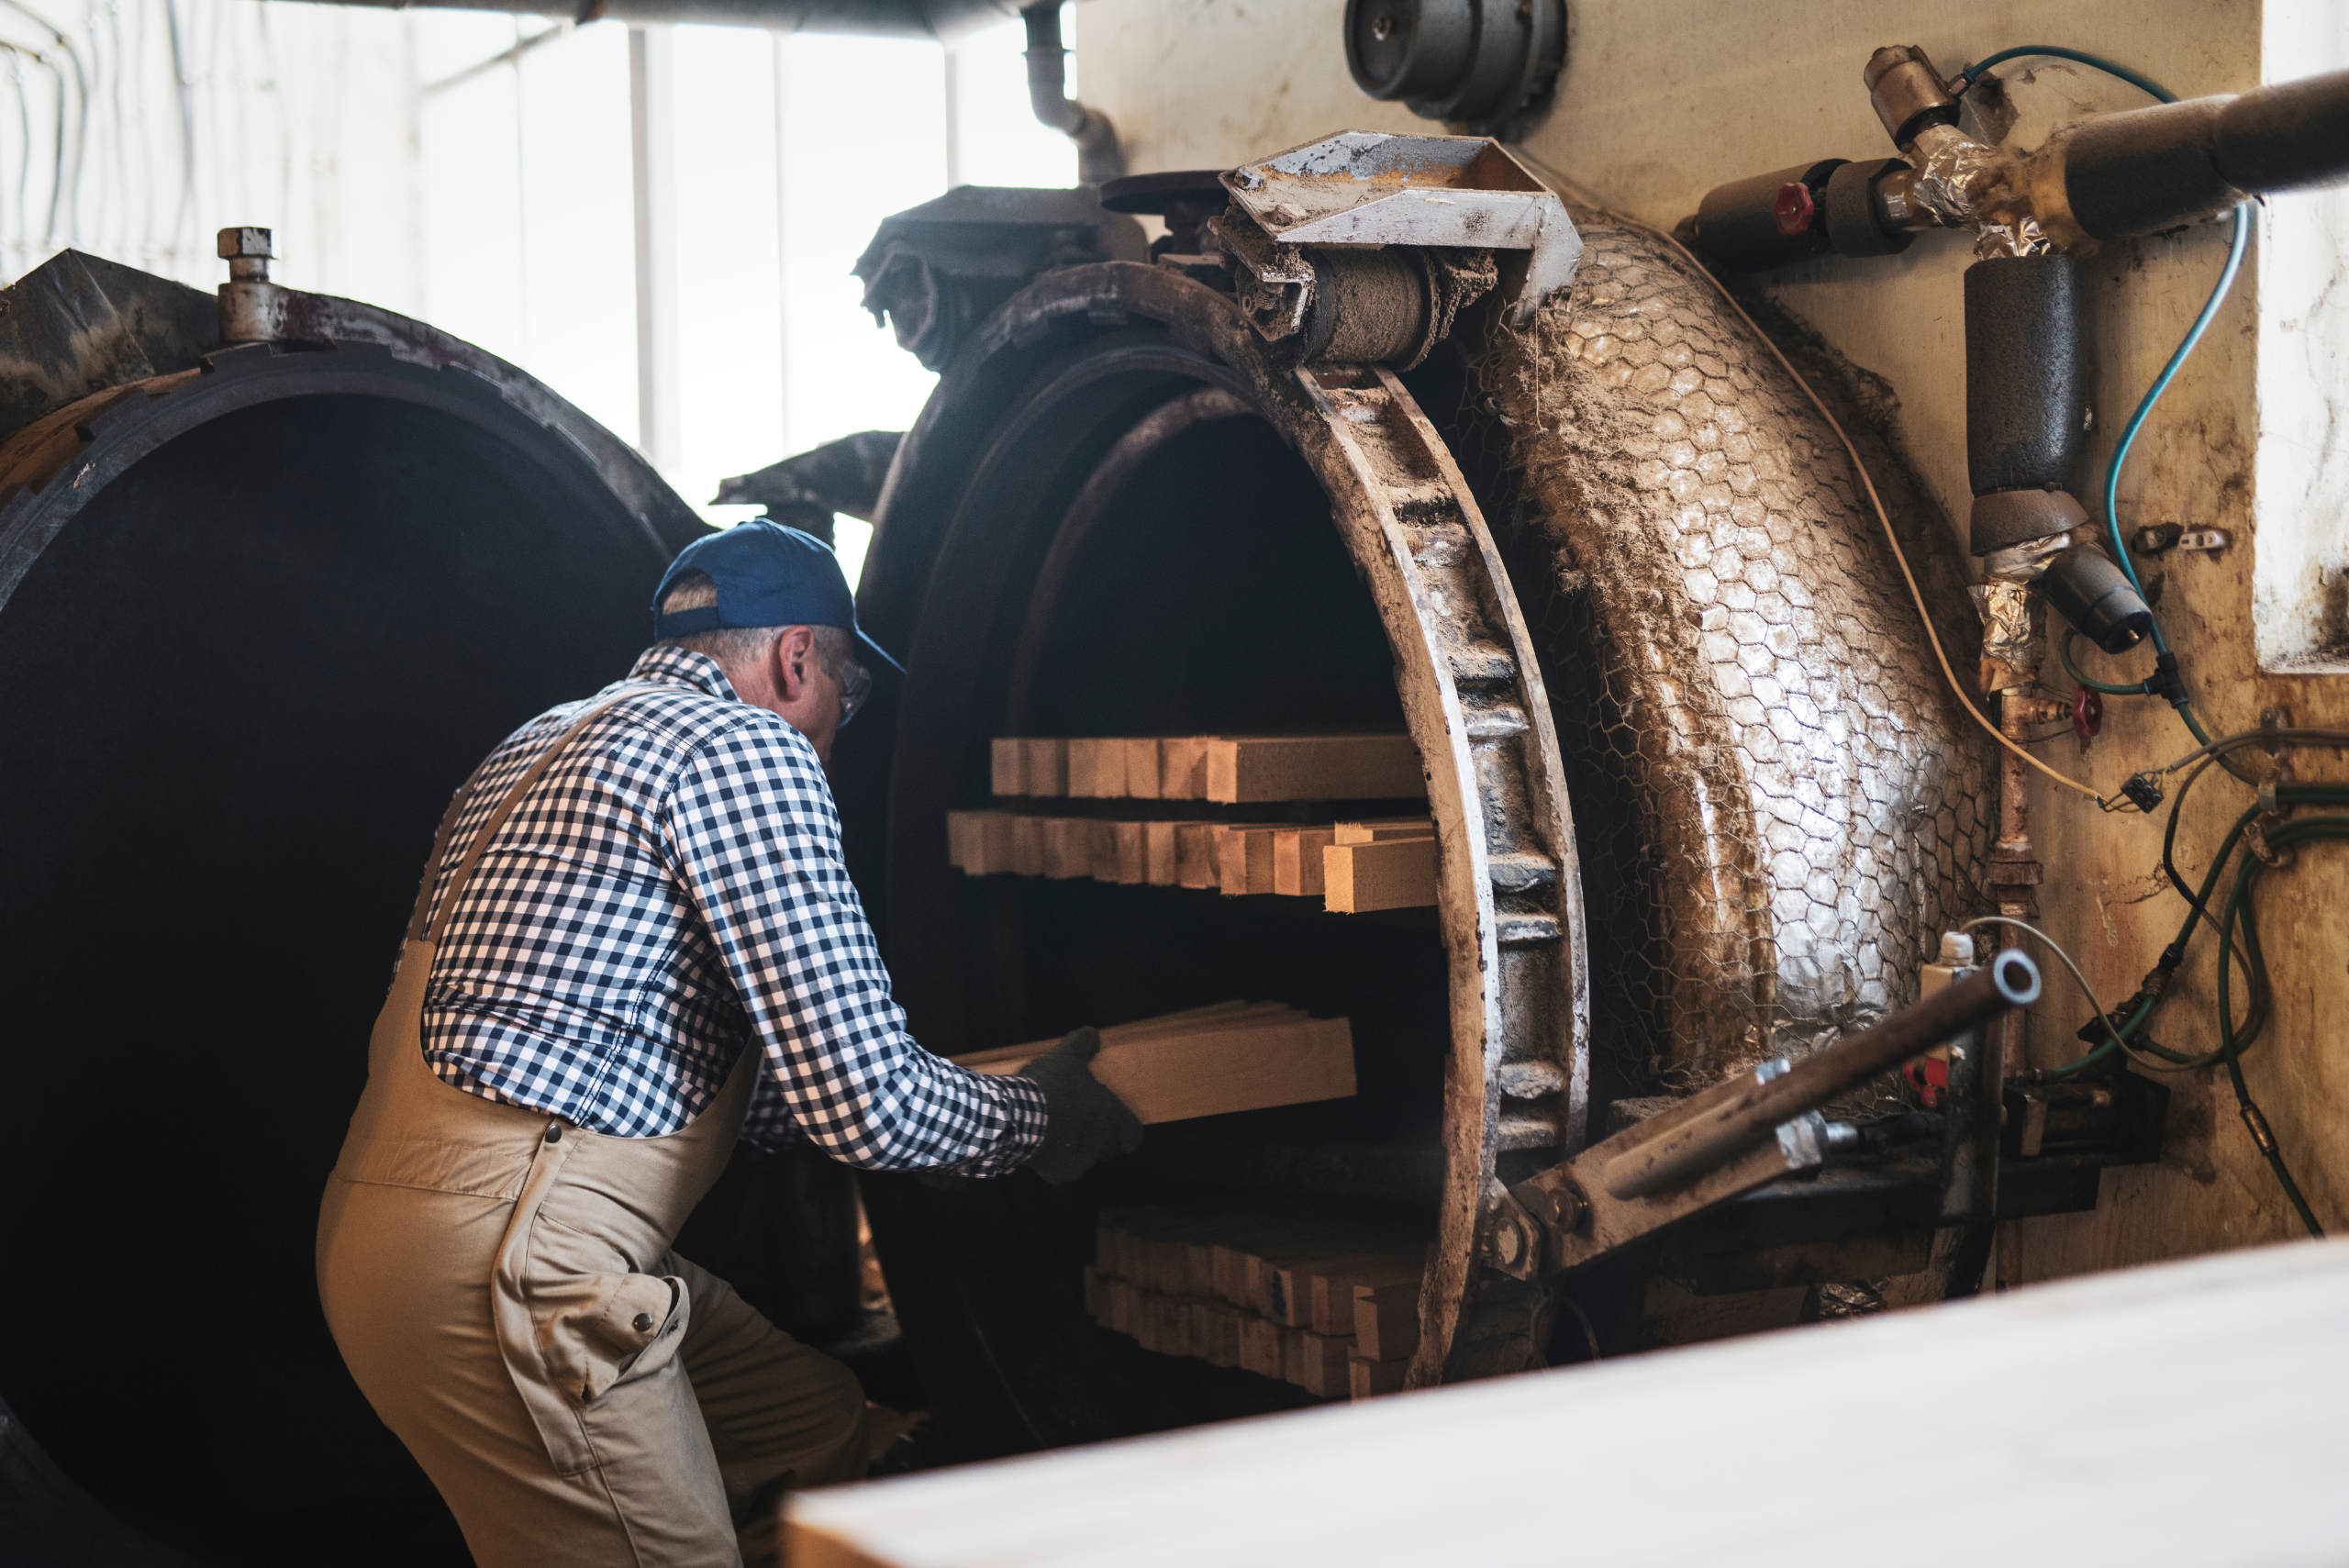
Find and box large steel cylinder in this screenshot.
[0,251,707,1564]
[846,221,1988,1455]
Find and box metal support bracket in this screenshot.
[1213,131,1582,363]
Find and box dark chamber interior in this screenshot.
[0,393,669,1562]
[865,388,1453,1456]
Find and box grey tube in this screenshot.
[1965,255,2086,496]
[1021,1,1122,184]
[2062,67,2349,241]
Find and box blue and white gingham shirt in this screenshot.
[416,644,1047,1174]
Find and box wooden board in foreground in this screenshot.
[952,1004,1354,1125]
[788,1240,2349,1568]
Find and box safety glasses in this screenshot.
[838,657,874,728]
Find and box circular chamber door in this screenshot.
[838,260,1590,1458]
[0,316,705,1564]
[844,225,1988,1457]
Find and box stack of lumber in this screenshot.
[949,1002,1355,1124]
[992,733,1425,805]
[1083,1204,1428,1400]
[944,812,1439,913]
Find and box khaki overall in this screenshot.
[317,690,868,1568]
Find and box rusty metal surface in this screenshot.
[1466,222,1996,1092]
[1221,132,1581,324]
[1295,360,1586,1386]
[0,250,217,445]
[856,256,1587,1413]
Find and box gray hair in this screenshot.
[658,569,852,679]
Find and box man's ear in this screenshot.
[773,624,818,702]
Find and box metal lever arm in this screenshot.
[1486,951,2042,1279]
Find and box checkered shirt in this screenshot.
[415,643,1047,1173]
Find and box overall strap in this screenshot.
[402,684,660,946]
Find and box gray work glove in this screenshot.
[1015,1026,1143,1184]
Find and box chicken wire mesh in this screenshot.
[1456,222,1994,1095]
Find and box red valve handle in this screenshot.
[2073,685,2104,740]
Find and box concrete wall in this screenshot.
[1083,0,2349,1273]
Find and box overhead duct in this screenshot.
[282,0,1026,39]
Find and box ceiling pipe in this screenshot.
[284,0,1028,41]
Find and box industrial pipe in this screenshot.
[1022,1,1122,185]
[2061,68,2349,240]
[1690,61,2349,268]
[1602,951,2043,1199]
[273,0,1023,40]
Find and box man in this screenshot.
[317,520,1139,1568]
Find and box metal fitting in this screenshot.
[217,226,274,280]
[217,225,288,344]
[1864,44,1961,148]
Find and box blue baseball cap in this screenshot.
[651,519,901,673]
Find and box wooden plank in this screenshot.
[1043,818,1095,879]
[1258,1236,1420,1325]
[789,1241,2349,1568]
[1206,1213,1356,1311]
[1106,1278,1140,1340]
[976,812,1017,875]
[1280,1325,1308,1387]
[1323,837,1438,913]
[953,1015,1355,1126]
[1215,824,1285,896]
[1274,827,1336,896]
[1204,734,1423,804]
[1238,1315,1286,1381]
[1011,816,1047,877]
[1090,817,1125,883]
[1295,1329,1356,1398]
[1020,738,1068,797]
[990,738,1026,798]
[1108,820,1148,884]
[949,810,1019,875]
[1152,1293,1195,1358]
[1143,821,1179,884]
[1352,1279,1421,1363]
[957,1003,1282,1068]
[1333,817,1434,844]
[1123,737,1163,800]
[1308,1253,1425,1338]
[1347,1352,1408,1399]
[1066,739,1128,799]
[1159,735,1213,799]
[1174,822,1221,889]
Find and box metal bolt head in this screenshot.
[217,227,274,261]
[1370,10,1394,40]
[1489,1220,1526,1268]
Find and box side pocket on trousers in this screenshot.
[530,1269,689,1404]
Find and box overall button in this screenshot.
[632,1313,656,1333]
[544,1123,562,1144]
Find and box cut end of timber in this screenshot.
[1323,833,1438,913]
[950,1003,1356,1124]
